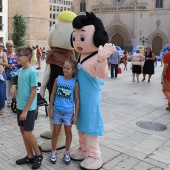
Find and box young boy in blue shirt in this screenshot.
[10,46,43,169]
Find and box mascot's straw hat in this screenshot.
[58,10,77,22]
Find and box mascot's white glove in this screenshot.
[97,43,116,62]
[40,64,51,98]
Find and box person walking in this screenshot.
[31,46,37,65]
[36,45,42,69]
[5,40,19,107]
[123,50,128,70]
[108,50,120,78]
[142,47,155,83]
[49,59,79,165]
[10,46,43,169]
[161,46,170,111]
[41,47,46,60]
[0,43,8,115]
[160,50,164,67]
[129,50,145,82]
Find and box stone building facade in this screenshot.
[8,0,50,48]
[72,0,170,55]
[0,0,8,45]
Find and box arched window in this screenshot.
[80,0,86,12]
[156,0,163,8]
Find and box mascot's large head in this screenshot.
[48,11,77,50]
[71,12,108,54]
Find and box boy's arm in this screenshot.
[49,78,58,118]
[10,85,18,98]
[20,87,37,121]
[72,82,79,124]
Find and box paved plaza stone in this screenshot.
[1,60,170,170]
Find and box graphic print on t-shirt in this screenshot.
[56,84,72,100]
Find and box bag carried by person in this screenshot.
[117,65,122,74]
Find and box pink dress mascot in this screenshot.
[70,12,116,170]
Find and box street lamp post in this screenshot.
[140,36,148,45]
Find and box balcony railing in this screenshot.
[0,5,2,12]
[0,23,4,31]
[92,3,147,12]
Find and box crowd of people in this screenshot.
[108,46,169,83]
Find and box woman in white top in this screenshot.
[31,46,37,64]
[0,43,8,81]
[129,50,145,82]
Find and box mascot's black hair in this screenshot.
[71,12,108,48]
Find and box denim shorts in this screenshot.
[52,109,74,126]
[17,109,36,131]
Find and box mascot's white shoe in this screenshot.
[39,126,65,152]
[80,157,102,170]
[40,130,51,139]
[70,148,88,161]
[39,135,65,152]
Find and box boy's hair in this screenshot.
[66,59,77,77]
[17,46,33,60]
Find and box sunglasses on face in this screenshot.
[0,46,3,48]
[7,46,13,48]
[16,54,28,58]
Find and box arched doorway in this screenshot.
[152,36,162,55]
[111,33,124,49]
[107,25,132,51]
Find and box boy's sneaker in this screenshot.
[64,152,71,165]
[32,153,43,169]
[16,155,34,165]
[50,150,57,164]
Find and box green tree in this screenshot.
[11,14,27,48]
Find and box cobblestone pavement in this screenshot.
[1,60,170,170]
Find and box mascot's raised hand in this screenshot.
[98,43,116,62]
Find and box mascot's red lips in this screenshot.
[77,47,83,51]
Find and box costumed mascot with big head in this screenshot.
[39,11,77,152]
[70,12,116,169]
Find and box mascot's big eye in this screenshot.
[72,35,75,41]
[80,35,85,41]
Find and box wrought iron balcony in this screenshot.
[0,5,2,12]
[0,23,4,31]
[92,3,147,12]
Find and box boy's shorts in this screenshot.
[52,109,74,126]
[17,109,36,131]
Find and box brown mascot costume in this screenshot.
[39,11,76,152]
